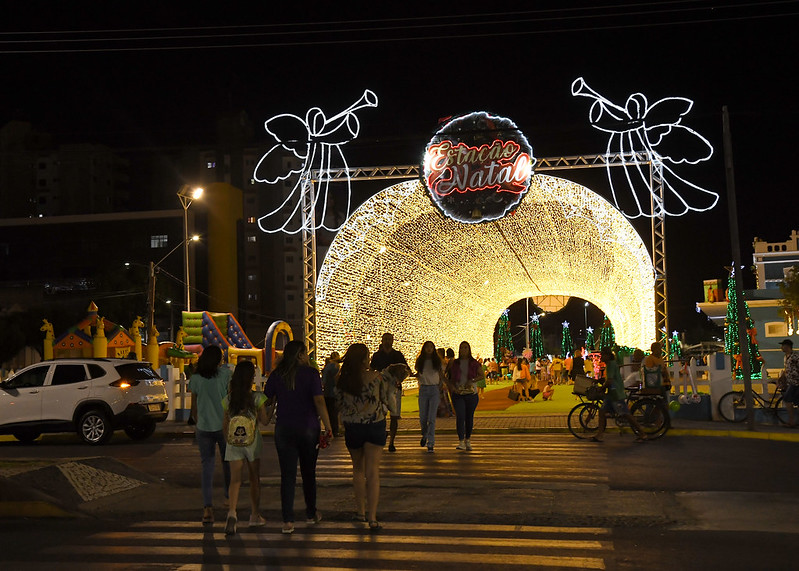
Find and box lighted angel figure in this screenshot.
[253,90,378,234]
[571,77,718,219]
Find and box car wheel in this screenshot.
[79,409,112,445]
[124,418,156,440]
[13,429,41,444]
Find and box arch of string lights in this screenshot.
[316,174,655,359]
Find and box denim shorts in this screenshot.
[784,384,799,405]
[343,419,387,449]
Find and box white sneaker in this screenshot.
[456,440,467,450]
[465,440,473,451]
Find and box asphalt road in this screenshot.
[1,432,798,569]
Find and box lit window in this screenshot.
[247,274,257,281]
[207,162,216,169]
[247,235,257,243]
[247,217,256,224]
[150,235,168,248]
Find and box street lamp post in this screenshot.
[584,301,589,334]
[147,235,200,342]
[177,185,203,313]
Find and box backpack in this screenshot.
[227,411,256,447]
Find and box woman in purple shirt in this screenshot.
[264,340,333,534]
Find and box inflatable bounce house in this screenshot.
[40,303,295,379]
[180,311,267,372]
[43,302,141,361]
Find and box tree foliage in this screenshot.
[779,265,799,313]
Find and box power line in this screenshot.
[0,2,796,53]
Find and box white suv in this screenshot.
[0,359,169,445]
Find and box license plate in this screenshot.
[147,404,161,412]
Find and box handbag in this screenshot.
[507,387,520,401]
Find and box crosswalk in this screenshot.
[35,519,614,569]
[316,434,609,489]
[7,434,616,569]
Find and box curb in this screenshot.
[0,500,75,518]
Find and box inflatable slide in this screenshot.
[181,311,254,352]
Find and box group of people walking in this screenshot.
[188,341,333,536]
[188,333,485,534]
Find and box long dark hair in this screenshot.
[274,340,305,391]
[415,340,441,374]
[337,343,369,396]
[228,360,256,416]
[196,345,223,378]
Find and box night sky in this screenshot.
[2,1,797,340]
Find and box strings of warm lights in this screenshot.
[572,77,717,219]
[316,174,656,360]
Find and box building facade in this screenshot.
[698,230,799,375]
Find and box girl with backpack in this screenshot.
[221,360,271,535]
[264,340,333,535]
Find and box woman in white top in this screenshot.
[415,341,444,453]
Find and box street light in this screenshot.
[584,301,589,334]
[147,234,200,342]
[177,185,204,312]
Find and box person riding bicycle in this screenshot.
[591,348,647,443]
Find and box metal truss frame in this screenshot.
[299,172,319,361]
[302,152,668,359]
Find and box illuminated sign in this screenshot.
[422,112,534,224]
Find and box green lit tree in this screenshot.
[495,310,514,361]
[599,316,615,351]
[724,271,763,379]
[668,331,683,362]
[561,321,573,357]
[585,327,595,352]
[530,322,545,360]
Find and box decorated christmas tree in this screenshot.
[530,319,545,360]
[561,321,573,357]
[724,271,763,379]
[668,331,683,362]
[495,309,514,361]
[585,327,595,352]
[599,316,615,351]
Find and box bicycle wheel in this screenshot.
[568,402,600,439]
[630,398,669,439]
[717,390,747,423]
[774,395,790,425]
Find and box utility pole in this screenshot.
[723,106,755,430]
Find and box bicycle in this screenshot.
[567,376,669,440]
[717,385,789,424]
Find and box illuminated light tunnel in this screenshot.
[316,175,656,360]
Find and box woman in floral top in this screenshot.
[445,341,484,451]
[335,342,398,530]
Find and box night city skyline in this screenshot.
[2,1,798,343]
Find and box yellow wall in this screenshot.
[204,182,242,313]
